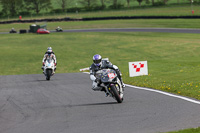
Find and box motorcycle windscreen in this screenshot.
[101,75,110,83]
[101,72,117,82]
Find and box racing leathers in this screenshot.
[89,60,125,90]
[42,52,57,73]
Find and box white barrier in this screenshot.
[80,67,89,71]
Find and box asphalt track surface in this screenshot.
[0,73,200,133]
[1,28,200,34]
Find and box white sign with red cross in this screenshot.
[129,61,148,77]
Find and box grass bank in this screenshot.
[0,4,200,21]
[0,32,199,101]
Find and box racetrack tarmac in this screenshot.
[0,73,200,133]
[59,28,200,34]
[1,28,200,34]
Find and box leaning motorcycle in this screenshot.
[56,28,63,32]
[43,58,55,80]
[94,69,124,103]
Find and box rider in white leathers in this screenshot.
[42,47,57,73]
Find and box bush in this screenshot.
[109,4,124,9]
[193,0,200,5]
[50,9,64,13]
[85,6,93,11]
[93,5,106,11]
[153,1,165,6]
[0,12,4,17]
[18,11,31,16]
[145,0,151,4]
[67,7,82,13]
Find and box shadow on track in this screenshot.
[67,102,118,108]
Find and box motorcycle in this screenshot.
[56,27,63,32]
[94,69,124,103]
[10,29,17,33]
[43,58,56,80]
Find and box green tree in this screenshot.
[113,0,118,8]
[55,0,73,12]
[137,0,143,6]
[24,0,52,14]
[100,0,106,7]
[164,0,168,5]
[145,0,150,4]
[0,0,23,16]
[152,0,154,5]
[127,0,130,7]
[79,0,97,8]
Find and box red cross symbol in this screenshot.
[132,63,144,72]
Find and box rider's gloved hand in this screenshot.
[54,63,56,66]
[43,62,45,65]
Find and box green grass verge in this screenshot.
[0,32,200,101]
[167,127,200,133]
[1,19,200,32]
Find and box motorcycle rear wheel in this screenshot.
[110,85,123,103]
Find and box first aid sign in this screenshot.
[129,61,148,77]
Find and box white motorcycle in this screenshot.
[43,59,56,80]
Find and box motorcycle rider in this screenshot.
[41,47,57,73]
[89,54,125,93]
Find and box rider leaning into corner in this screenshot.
[41,47,57,73]
[89,54,125,93]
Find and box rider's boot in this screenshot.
[120,78,126,88]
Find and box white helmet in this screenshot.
[47,47,52,54]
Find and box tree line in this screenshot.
[0,0,197,16]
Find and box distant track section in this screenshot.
[55,28,200,34]
[1,28,200,34]
[1,16,200,24]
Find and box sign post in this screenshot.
[129,61,148,77]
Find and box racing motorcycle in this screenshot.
[43,58,56,80]
[94,69,124,103]
[55,27,63,32]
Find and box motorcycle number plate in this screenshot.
[108,73,115,79]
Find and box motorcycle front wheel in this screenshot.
[46,69,52,80]
[110,85,123,103]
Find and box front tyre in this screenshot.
[110,85,123,103]
[46,69,52,80]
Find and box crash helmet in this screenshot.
[47,47,52,54]
[93,54,102,67]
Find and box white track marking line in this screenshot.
[82,72,200,105]
[125,84,200,105]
